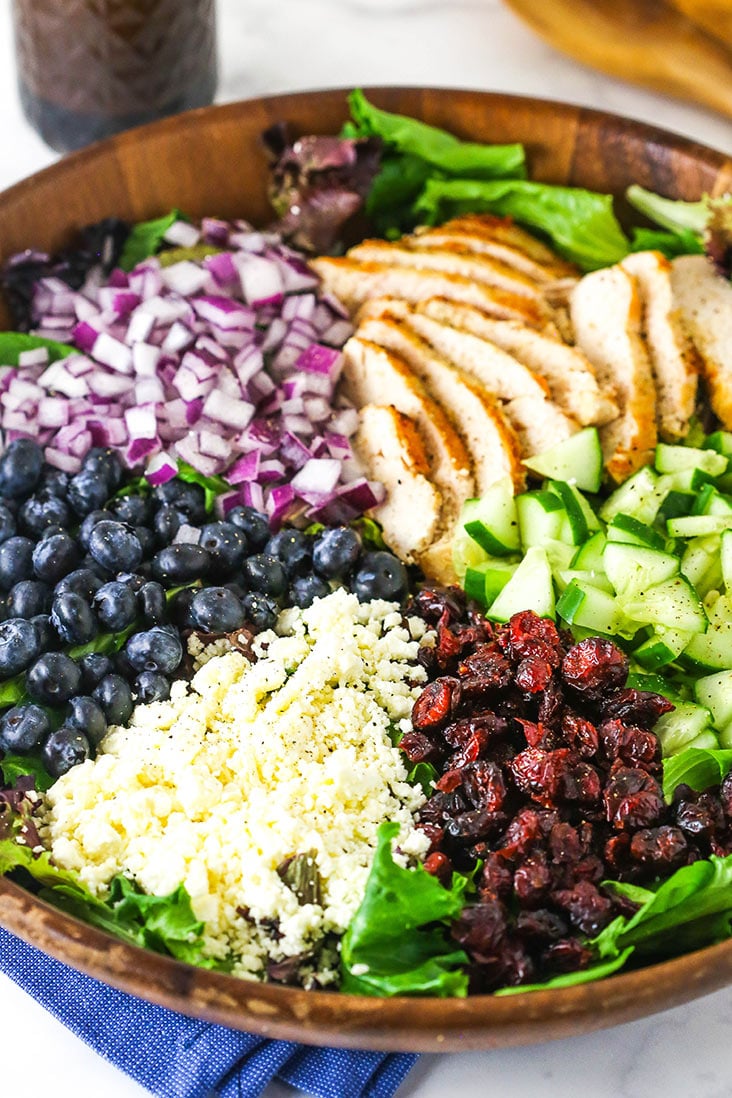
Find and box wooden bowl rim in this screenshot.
[1,85,731,1052]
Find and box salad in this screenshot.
[0,90,731,999]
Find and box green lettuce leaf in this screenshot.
[630,227,704,260]
[0,332,76,367]
[414,178,629,270]
[0,755,54,792]
[662,747,732,802]
[348,89,526,180]
[625,184,709,236]
[596,853,732,961]
[340,821,469,997]
[176,460,231,512]
[119,209,183,272]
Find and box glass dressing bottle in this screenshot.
[12,0,217,154]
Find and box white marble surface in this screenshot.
[1,1,731,1096]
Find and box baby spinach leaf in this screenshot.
[630,227,703,260]
[119,209,184,272]
[415,178,629,270]
[340,821,469,997]
[0,754,54,792]
[0,332,76,367]
[662,747,732,802]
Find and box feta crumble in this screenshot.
[43,589,431,983]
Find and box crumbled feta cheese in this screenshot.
[44,589,429,983]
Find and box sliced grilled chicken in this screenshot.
[418,297,619,426]
[621,251,699,441]
[358,314,525,495]
[348,238,546,303]
[412,214,578,281]
[341,337,474,525]
[309,257,550,329]
[391,308,577,456]
[570,266,657,482]
[352,404,442,564]
[670,254,732,430]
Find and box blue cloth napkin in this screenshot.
[0,927,417,1098]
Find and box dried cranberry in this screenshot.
[675,794,726,841]
[551,880,614,934]
[411,677,461,731]
[510,747,600,807]
[500,807,557,856]
[445,808,503,842]
[629,826,688,871]
[720,771,732,817]
[604,833,632,874]
[423,851,453,886]
[410,585,466,625]
[549,822,583,864]
[462,760,507,813]
[561,712,599,758]
[537,679,564,727]
[451,900,507,958]
[458,642,513,688]
[541,937,593,973]
[418,789,467,825]
[399,729,440,764]
[561,637,628,698]
[442,712,509,748]
[499,610,564,666]
[604,765,664,831]
[599,719,661,773]
[479,852,514,901]
[435,768,464,793]
[515,655,554,694]
[513,852,552,906]
[417,822,444,852]
[516,908,568,944]
[601,687,674,724]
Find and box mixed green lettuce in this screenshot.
[118,208,183,271]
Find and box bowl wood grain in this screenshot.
[1,87,732,1051]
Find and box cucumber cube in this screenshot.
[522,426,603,493]
[487,546,555,622]
[655,443,728,478]
[460,477,520,556]
[695,670,732,729]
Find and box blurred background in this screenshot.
[2,0,732,192]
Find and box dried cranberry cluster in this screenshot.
[403,588,732,992]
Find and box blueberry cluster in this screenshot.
[0,438,409,781]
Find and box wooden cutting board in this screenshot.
[504,0,732,119]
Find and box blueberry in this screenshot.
[81,553,115,581]
[50,593,98,645]
[153,504,182,546]
[198,521,248,578]
[226,506,270,551]
[66,470,111,517]
[18,493,70,538]
[7,579,51,618]
[0,704,50,753]
[78,510,109,550]
[125,627,182,674]
[134,671,170,704]
[0,536,34,590]
[151,544,211,586]
[39,523,67,540]
[82,447,122,491]
[168,586,196,627]
[189,587,246,633]
[0,504,16,544]
[93,581,138,632]
[243,554,287,598]
[137,581,166,625]
[110,494,152,526]
[313,526,361,579]
[265,529,312,577]
[88,520,143,574]
[67,695,107,746]
[54,567,103,601]
[352,551,409,603]
[78,652,113,691]
[42,726,91,778]
[241,592,278,631]
[26,652,82,704]
[0,438,43,498]
[32,532,81,585]
[0,617,42,675]
[152,480,206,524]
[288,574,330,609]
[37,467,69,499]
[93,674,133,725]
[31,614,56,652]
[116,572,146,593]
[134,525,156,559]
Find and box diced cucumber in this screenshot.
[543,539,577,574]
[522,427,603,493]
[653,701,714,755]
[720,720,732,749]
[680,534,722,587]
[460,478,520,556]
[557,579,627,636]
[694,486,732,517]
[658,490,696,521]
[658,468,717,495]
[605,513,666,550]
[704,430,732,457]
[626,671,683,702]
[549,480,600,544]
[682,617,732,671]
[464,560,517,607]
[556,568,615,595]
[683,730,722,752]
[599,466,661,524]
[654,443,728,478]
[694,670,732,729]
[516,490,565,549]
[452,525,489,581]
[632,628,692,670]
[620,575,707,634]
[571,531,607,571]
[486,546,555,622]
[602,542,679,597]
[722,530,732,592]
[667,514,732,538]
[683,419,708,449]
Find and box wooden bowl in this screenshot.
[1,87,732,1052]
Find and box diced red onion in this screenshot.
[163,220,201,248]
[145,450,179,486]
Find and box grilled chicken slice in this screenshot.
[418,297,618,426]
[670,254,732,430]
[309,257,550,329]
[341,337,474,526]
[570,266,657,482]
[358,314,525,495]
[352,404,442,564]
[347,238,547,303]
[621,251,698,441]
[411,214,578,281]
[392,308,577,456]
